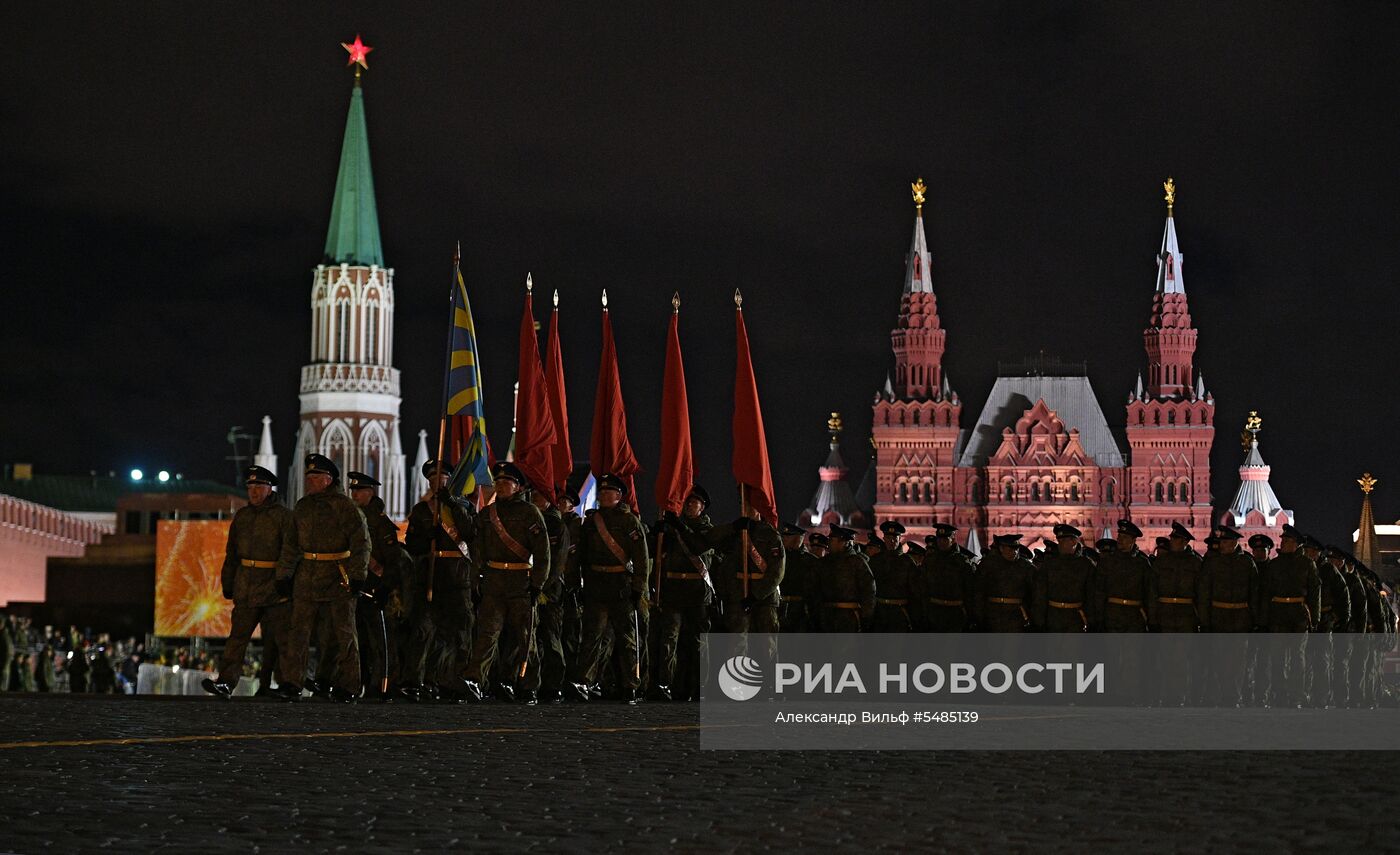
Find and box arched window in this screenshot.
[912,409,920,426]
[1180,481,1190,503]
[1104,480,1115,503]
[1155,482,1164,503]
[1003,480,1015,502]
[1168,410,1176,425]
[1167,483,1176,503]
[898,482,908,502]
[924,480,935,505]
[1069,484,1080,502]
[1031,482,1042,502]
[367,304,379,364]
[336,303,350,363]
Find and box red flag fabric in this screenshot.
[654,308,694,515]
[543,298,572,492]
[732,303,777,526]
[514,288,557,493]
[590,304,641,500]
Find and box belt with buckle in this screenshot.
[667,572,705,580]
[433,550,461,558]
[877,598,909,606]
[989,597,1023,605]
[1212,600,1249,610]
[828,602,861,609]
[590,565,629,574]
[240,559,277,568]
[927,597,964,607]
[1158,597,1194,605]
[734,572,765,581]
[1271,596,1305,604]
[781,595,803,602]
[303,551,351,561]
[1107,597,1142,606]
[487,561,531,571]
[1049,600,1083,610]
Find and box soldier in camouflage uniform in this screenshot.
[402,459,476,702]
[710,505,784,661]
[1335,549,1370,707]
[527,485,572,703]
[1147,522,1202,705]
[1259,525,1320,708]
[919,525,976,632]
[654,486,716,701]
[203,466,296,698]
[567,475,651,704]
[347,471,410,701]
[778,523,816,632]
[462,463,550,703]
[1090,520,1151,633]
[1033,524,1093,632]
[1198,526,1258,706]
[1243,533,1275,705]
[976,535,1034,633]
[555,489,584,697]
[868,521,918,632]
[807,532,829,559]
[275,454,371,701]
[812,526,875,631]
[1310,546,1351,707]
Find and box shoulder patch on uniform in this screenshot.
[770,547,782,557]
[529,523,543,535]
[629,530,641,541]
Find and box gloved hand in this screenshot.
[434,487,454,504]
[630,589,644,610]
[741,596,756,612]
[731,517,751,533]
[275,576,294,598]
[349,577,365,595]
[664,510,681,527]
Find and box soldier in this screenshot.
[868,521,918,631]
[1311,546,1351,708]
[920,525,977,632]
[654,486,716,701]
[0,616,15,693]
[402,459,476,702]
[1147,522,1203,705]
[556,489,584,694]
[777,522,816,632]
[1033,524,1093,632]
[1153,536,1171,558]
[529,484,572,703]
[1335,549,1370,708]
[567,475,651,704]
[811,526,875,631]
[1242,533,1276,705]
[1090,520,1151,633]
[275,454,371,702]
[1197,525,1258,706]
[1258,524,1320,708]
[709,504,784,661]
[1363,570,1394,707]
[976,534,1035,632]
[346,471,409,701]
[203,466,295,699]
[906,542,926,568]
[807,532,830,559]
[462,463,550,703]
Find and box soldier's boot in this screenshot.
[460,680,484,702]
[271,683,303,702]
[328,686,357,704]
[495,683,516,703]
[565,682,590,702]
[651,684,673,702]
[519,690,538,706]
[200,678,232,699]
[624,688,642,706]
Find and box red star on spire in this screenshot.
[342,35,373,70]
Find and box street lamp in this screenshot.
[157,471,170,483]
[130,469,143,481]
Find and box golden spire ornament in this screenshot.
[734,288,743,309]
[1241,410,1262,451]
[828,412,843,435]
[1163,177,1176,215]
[671,291,681,314]
[1360,473,1378,495]
[911,177,927,215]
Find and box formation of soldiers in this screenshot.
[205,456,1397,708]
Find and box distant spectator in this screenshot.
[68,643,91,693]
[91,647,117,693]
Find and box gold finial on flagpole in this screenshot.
[734,288,743,309]
[552,288,559,308]
[671,291,680,313]
[601,289,609,310]
[526,272,533,293]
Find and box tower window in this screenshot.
[1069,484,1080,502]
[1155,482,1164,503]
[1167,483,1176,503]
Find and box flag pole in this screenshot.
[740,483,750,600]
[427,243,462,603]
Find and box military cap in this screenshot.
[880,520,907,535]
[779,523,807,537]
[959,547,977,559]
[346,471,380,489]
[866,533,885,547]
[1095,538,1118,552]
[828,525,856,541]
[243,465,277,487]
[1053,523,1082,539]
[993,533,1023,547]
[305,454,339,479]
[1280,524,1302,541]
[906,542,926,556]
[1203,535,1219,547]
[1155,536,1171,548]
[1017,545,1034,560]
[597,473,628,495]
[1169,521,1194,542]
[808,532,830,547]
[688,485,711,508]
[1302,535,1325,552]
[1216,525,1243,541]
[421,458,452,480]
[558,488,581,507]
[932,523,958,538]
[1326,545,1347,560]
[1117,519,1143,538]
[1248,533,1274,549]
[491,461,527,485]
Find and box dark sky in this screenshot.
[3,3,1398,540]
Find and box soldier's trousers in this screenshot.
[925,604,969,632]
[870,602,914,632]
[561,594,583,679]
[1206,631,1249,706]
[531,600,568,694]
[571,599,642,693]
[467,592,538,692]
[655,604,709,698]
[284,596,360,694]
[1156,632,1192,706]
[217,601,290,688]
[779,600,811,632]
[1312,632,1339,707]
[1348,635,1370,706]
[402,560,473,689]
[726,602,779,662]
[1265,628,1308,705]
[356,599,394,696]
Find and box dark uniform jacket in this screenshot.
[1090,548,1151,631]
[812,546,876,624]
[781,547,818,610]
[1341,570,1369,633]
[709,520,785,606]
[1316,562,1351,631]
[277,486,371,602]
[870,549,920,607]
[975,552,1035,632]
[1148,549,1203,632]
[221,494,295,606]
[405,494,475,559]
[919,546,977,627]
[1257,550,1320,631]
[361,495,409,597]
[1033,552,1094,631]
[1198,548,1259,630]
[470,493,551,591]
[658,514,716,607]
[578,506,651,601]
[540,506,571,602]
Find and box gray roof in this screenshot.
[956,376,1127,468]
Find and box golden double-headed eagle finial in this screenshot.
[828,412,843,435]
[1359,473,1378,495]
[1240,410,1262,451]
[911,177,927,214]
[1163,177,1176,214]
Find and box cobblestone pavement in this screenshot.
[0,694,1393,853]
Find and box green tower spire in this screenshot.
[323,79,383,267]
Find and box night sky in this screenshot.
[4,3,1398,540]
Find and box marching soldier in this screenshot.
[1336,550,1370,707]
[1362,570,1393,707]
[556,489,584,693]
[1147,522,1202,705]
[1033,524,1093,632]
[920,525,976,632]
[528,484,572,703]
[711,505,784,658]
[1198,525,1258,706]
[906,542,926,567]
[1259,525,1320,708]
[778,523,816,632]
[275,454,371,702]
[463,463,550,704]
[347,471,409,701]
[807,532,830,559]
[567,475,651,704]
[203,465,295,699]
[654,486,716,701]
[976,534,1034,632]
[869,521,918,631]
[402,459,476,702]
[1243,533,1275,705]
[812,526,874,631]
[1312,547,1351,707]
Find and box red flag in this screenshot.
[654,300,694,514]
[590,295,640,500]
[543,292,572,491]
[514,281,557,493]
[732,294,777,526]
